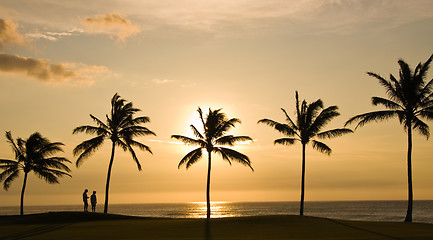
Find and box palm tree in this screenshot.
[73,93,156,214]
[345,54,433,222]
[0,131,71,215]
[171,107,253,219]
[258,91,352,216]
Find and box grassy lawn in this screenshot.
[1,212,433,240]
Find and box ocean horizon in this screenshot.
[1,200,433,223]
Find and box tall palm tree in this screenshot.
[0,131,71,215]
[345,54,433,222]
[171,107,253,219]
[73,93,156,214]
[258,91,352,216]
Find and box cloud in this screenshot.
[26,31,73,41]
[0,53,108,85]
[82,14,139,41]
[122,0,433,35]
[152,78,173,84]
[0,19,25,49]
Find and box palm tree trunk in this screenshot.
[404,125,413,222]
[300,143,306,216]
[104,141,116,214]
[20,172,28,216]
[206,151,212,219]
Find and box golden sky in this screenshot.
[0,0,433,206]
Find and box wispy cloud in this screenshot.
[3,1,432,39]
[152,78,174,84]
[0,53,108,86]
[126,0,433,35]
[0,19,25,49]
[82,14,139,42]
[26,31,73,41]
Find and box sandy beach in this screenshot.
[1,212,433,240]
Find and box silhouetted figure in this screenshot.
[83,189,89,212]
[91,191,97,212]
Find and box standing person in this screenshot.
[83,189,89,212]
[90,191,97,212]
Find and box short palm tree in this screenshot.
[0,131,71,215]
[258,91,352,216]
[73,93,156,214]
[172,107,253,219]
[345,54,433,222]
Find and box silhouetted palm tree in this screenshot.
[0,131,71,215]
[258,91,352,216]
[172,107,253,219]
[345,54,433,222]
[73,93,156,214]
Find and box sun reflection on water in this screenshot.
[188,201,236,218]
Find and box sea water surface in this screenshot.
[1,201,433,223]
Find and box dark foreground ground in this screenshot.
[1,212,433,240]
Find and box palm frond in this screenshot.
[215,147,253,171]
[177,148,203,169]
[418,108,433,120]
[127,139,153,154]
[274,138,298,146]
[73,135,105,167]
[197,107,206,131]
[345,110,400,129]
[305,99,324,126]
[420,79,433,103]
[0,166,19,182]
[0,159,19,165]
[317,128,353,139]
[309,105,340,135]
[34,169,60,184]
[412,117,430,139]
[130,116,151,125]
[39,157,72,172]
[90,114,110,130]
[257,119,296,136]
[311,140,332,155]
[414,55,430,80]
[367,72,399,101]
[215,118,241,137]
[73,125,109,136]
[372,97,402,110]
[281,108,298,130]
[215,135,252,146]
[126,144,142,171]
[120,126,156,137]
[38,142,66,159]
[5,131,23,161]
[2,170,20,190]
[115,138,129,151]
[171,135,205,147]
[190,125,204,139]
[214,148,232,165]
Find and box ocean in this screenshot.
[1,201,433,223]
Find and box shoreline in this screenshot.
[2,200,433,224]
[1,212,433,240]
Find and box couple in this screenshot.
[82,189,97,212]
